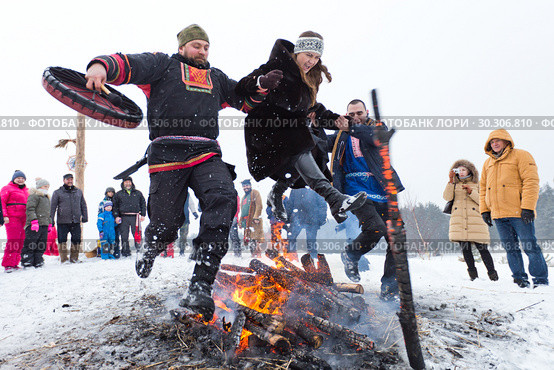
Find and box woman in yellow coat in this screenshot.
[443,160,498,281]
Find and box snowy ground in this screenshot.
[0,251,552,369]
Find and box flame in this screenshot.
[230,274,289,315]
[215,299,231,312]
[237,329,252,353]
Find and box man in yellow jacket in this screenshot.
[479,129,548,288]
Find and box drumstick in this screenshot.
[100,84,123,105]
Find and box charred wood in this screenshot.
[243,321,291,354]
[224,311,246,363]
[333,283,365,294]
[301,313,375,351]
[220,264,255,274]
[315,254,334,285]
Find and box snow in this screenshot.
[0,252,552,369]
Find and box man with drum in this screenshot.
[85,24,281,320]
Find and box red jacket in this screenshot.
[1,182,29,219]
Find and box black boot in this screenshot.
[267,180,289,222]
[179,280,215,321]
[294,152,366,223]
[488,270,499,281]
[135,242,165,278]
[514,278,530,288]
[468,268,478,281]
[341,250,361,282]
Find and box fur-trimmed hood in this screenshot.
[29,187,50,198]
[450,159,479,183]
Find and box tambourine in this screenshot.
[42,66,143,128]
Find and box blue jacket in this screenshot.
[97,210,116,242]
[327,122,404,195]
[286,188,327,227]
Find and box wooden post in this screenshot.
[75,113,86,192]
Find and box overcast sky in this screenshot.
[1,0,553,240]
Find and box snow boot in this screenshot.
[294,152,366,223]
[341,250,361,282]
[514,278,530,288]
[59,242,69,263]
[267,180,289,222]
[468,268,478,281]
[488,270,499,281]
[135,242,165,278]
[179,280,215,321]
[70,242,80,263]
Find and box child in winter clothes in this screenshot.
[21,178,51,268]
[97,201,116,259]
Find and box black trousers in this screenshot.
[346,199,387,258]
[21,225,48,267]
[145,156,237,284]
[460,241,496,273]
[346,201,397,294]
[57,223,81,244]
[119,215,137,256]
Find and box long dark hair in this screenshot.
[293,31,332,106]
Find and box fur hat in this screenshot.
[12,170,26,181]
[177,24,209,48]
[36,178,50,189]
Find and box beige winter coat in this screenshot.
[443,160,490,244]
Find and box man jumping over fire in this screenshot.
[85,24,280,321]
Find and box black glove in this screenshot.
[193,212,199,220]
[521,209,535,224]
[481,212,493,227]
[258,69,283,90]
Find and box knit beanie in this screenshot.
[63,173,74,180]
[241,179,251,186]
[104,201,113,208]
[105,187,116,194]
[36,178,50,189]
[12,170,26,181]
[177,24,209,47]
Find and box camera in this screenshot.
[453,168,461,174]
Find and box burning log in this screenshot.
[243,320,291,354]
[235,303,285,334]
[333,283,365,294]
[250,259,296,290]
[301,313,375,351]
[285,318,324,349]
[267,250,332,285]
[250,259,363,323]
[216,271,257,287]
[220,264,255,274]
[300,253,317,274]
[316,254,333,285]
[224,311,246,362]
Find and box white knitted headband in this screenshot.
[293,37,324,55]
